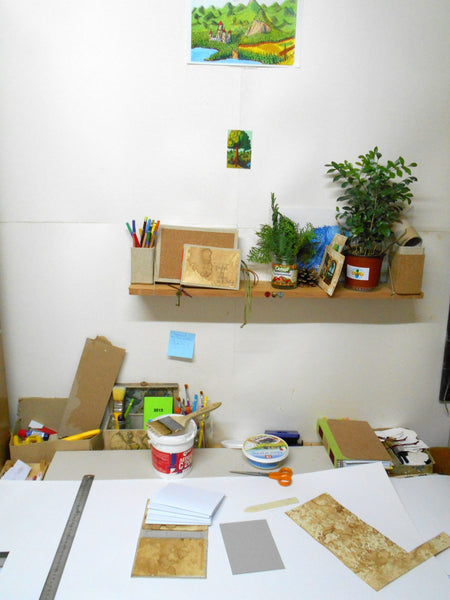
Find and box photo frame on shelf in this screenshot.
[317,245,345,296]
[181,245,241,290]
[154,225,238,283]
[329,233,347,253]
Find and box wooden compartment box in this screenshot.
[101,382,179,450]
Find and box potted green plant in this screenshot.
[325,147,417,290]
[247,193,317,289]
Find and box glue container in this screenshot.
[242,434,289,469]
[147,418,197,479]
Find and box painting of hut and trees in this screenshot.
[191,0,299,66]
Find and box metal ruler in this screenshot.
[40,474,94,600]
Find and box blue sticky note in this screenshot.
[168,330,195,359]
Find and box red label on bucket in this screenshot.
[152,446,193,475]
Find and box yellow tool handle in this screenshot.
[62,429,100,442]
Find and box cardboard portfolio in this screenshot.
[317,418,393,469]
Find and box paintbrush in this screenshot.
[147,402,221,437]
[112,386,126,430]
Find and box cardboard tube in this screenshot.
[391,219,422,247]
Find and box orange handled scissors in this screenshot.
[230,467,293,486]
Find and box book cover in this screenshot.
[317,418,393,468]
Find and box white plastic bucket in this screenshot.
[147,417,197,479]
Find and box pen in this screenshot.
[146,219,154,247]
[126,222,134,240]
[140,217,148,247]
[127,222,141,247]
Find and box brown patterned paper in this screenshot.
[286,493,450,591]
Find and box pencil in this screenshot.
[150,220,160,248]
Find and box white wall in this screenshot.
[1,0,449,446]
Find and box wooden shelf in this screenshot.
[129,282,423,300]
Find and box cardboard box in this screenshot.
[389,247,425,294]
[385,446,434,477]
[10,336,125,463]
[102,382,178,450]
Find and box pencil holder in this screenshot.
[131,247,154,284]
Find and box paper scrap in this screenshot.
[220,519,285,575]
[168,330,195,359]
[1,460,31,481]
[244,497,299,513]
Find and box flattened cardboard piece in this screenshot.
[58,336,125,438]
[132,500,208,578]
[286,493,450,591]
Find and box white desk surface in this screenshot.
[45,445,333,480]
[1,451,449,599]
[0,463,449,599]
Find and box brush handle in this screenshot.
[182,402,221,425]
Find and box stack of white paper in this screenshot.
[145,482,225,525]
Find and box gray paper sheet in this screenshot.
[220,519,285,575]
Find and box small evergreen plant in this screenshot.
[248,193,317,264]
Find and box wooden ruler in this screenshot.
[39,475,94,600]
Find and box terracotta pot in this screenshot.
[344,255,383,291]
